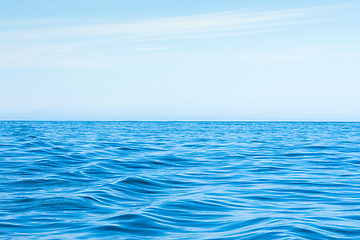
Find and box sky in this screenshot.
[1,0,360,121]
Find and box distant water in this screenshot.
[1,121,360,239]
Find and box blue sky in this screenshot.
[1,0,359,120]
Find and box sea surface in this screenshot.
[1,121,360,240]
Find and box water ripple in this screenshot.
[0,121,360,239]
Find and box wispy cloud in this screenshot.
[0,3,355,67]
[217,47,360,62]
[134,47,171,52]
[0,4,350,42]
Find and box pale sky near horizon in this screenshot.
[1,0,360,121]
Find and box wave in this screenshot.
[0,121,359,239]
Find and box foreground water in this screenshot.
[1,121,360,239]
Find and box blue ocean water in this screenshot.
[1,121,360,240]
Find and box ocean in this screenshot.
[1,121,360,239]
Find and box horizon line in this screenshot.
[1,120,359,122]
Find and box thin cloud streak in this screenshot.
[0,3,355,68]
[0,4,350,42]
[1,44,359,68]
[134,47,171,52]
